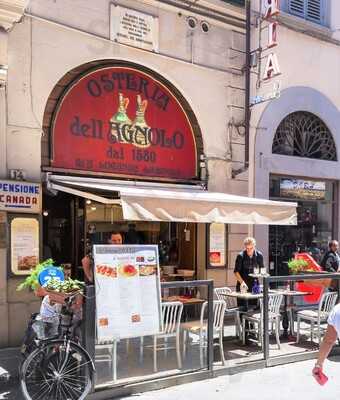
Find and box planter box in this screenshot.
[45,289,81,304]
[293,271,332,288]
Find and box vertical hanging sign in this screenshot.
[262,0,281,80]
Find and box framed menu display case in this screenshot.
[9,215,40,275]
[207,223,227,269]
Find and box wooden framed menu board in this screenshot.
[93,244,162,342]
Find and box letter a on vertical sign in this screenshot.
[262,0,279,20]
[268,22,278,48]
[263,53,281,80]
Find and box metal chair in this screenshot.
[182,300,226,367]
[95,339,118,381]
[242,293,283,349]
[215,287,242,339]
[152,301,183,372]
[296,291,338,344]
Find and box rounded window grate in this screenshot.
[272,111,337,161]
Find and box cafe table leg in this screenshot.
[281,296,289,338]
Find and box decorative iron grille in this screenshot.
[272,111,337,161]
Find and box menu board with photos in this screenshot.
[11,217,39,275]
[208,223,226,268]
[93,245,162,342]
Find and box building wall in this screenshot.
[1,0,246,347]
[249,0,340,264]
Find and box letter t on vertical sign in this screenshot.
[262,0,279,20]
[268,22,278,48]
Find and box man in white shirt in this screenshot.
[312,303,340,378]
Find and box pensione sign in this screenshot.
[51,66,198,181]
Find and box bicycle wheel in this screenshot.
[20,340,93,400]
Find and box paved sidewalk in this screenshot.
[2,357,340,399]
[0,348,20,383]
[124,357,340,400]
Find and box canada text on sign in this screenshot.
[51,66,198,181]
[0,180,41,213]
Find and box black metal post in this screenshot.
[207,281,214,371]
[244,0,251,169]
[83,285,96,364]
[263,276,269,361]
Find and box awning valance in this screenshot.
[47,175,297,225]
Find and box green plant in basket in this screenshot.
[16,259,58,291]
[287,259,310,275]
[45,277,84,294]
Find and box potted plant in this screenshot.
[288,258,331,288]
[16,258,57,297]
[287,259,310,275]
[17,259,85,304]
[44,277,84,304]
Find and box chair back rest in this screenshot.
[161,301,183,334]
[260,294,283,316]
[319,291,338,314]
[214,287,237,309]
[201,300,226,331]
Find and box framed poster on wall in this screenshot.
[207,223,227,269]
[10,216,40,275]
[93,244,162,342]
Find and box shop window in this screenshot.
[272,111,337,161]
[85,202,196,272]
[269,175,336,273]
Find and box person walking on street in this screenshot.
[308,241,322,264]
[312,302,340,381]
[320,240,340,272]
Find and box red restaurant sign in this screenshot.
[51,66,198,180]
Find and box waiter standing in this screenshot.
[234,237,264,309]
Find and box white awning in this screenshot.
[47,175,297,225]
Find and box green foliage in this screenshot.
[287,259,311,275]
[45,277,84,293]
[16,259,58,291]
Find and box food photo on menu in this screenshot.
[118,264,138,278]
[210,251,221,265]
[96,264,117,278]
[18,255,38,271]
[139,265,157,276]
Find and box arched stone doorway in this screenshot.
[254,87,340,267]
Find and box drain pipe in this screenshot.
[232,0,251,178]
[244,0,251,171]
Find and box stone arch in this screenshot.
[255,87,340,169]
[254,86,340,262]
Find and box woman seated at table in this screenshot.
[234,237,264,310]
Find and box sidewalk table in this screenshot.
[270,289,312,338]
[163,296,205,321]
[222,292,263,315]
[225,290,311,338]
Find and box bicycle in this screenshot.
[20,293,95,400]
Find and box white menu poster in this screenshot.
[93,245,162,342]
[11,217,39,275]
[209,223,226,267]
